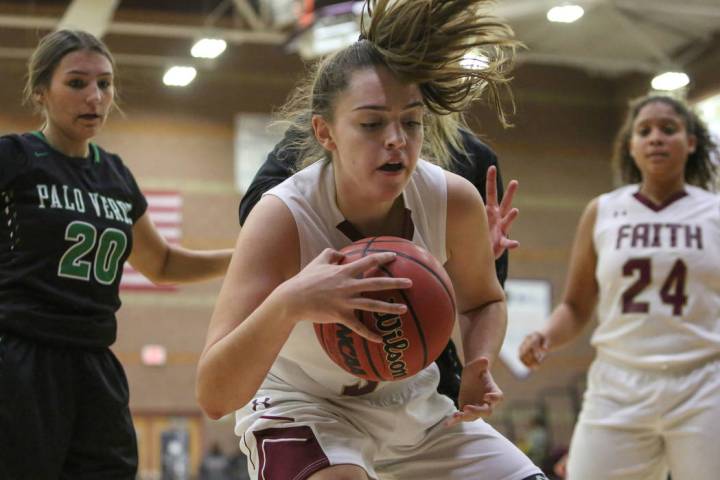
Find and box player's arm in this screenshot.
[197,196,302,418]
[444,171,506,370]
[196,196,407,419]
[127,213,232,284]
[444,171,508,422]
[519,198,599,369]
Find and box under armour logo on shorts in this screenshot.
[251,396,272,411]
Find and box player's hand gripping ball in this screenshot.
[314,236,456,382]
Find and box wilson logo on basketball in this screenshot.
[374,310,409,378]
[315,236,456,384]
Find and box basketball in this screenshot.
[314,236,456,382]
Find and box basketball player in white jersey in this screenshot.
[519,94,720,480]
[197,1,546,479]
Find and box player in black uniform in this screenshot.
[0,30,232,479]
[238,125,519,405]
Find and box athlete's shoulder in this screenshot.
[685,184,718,201]
[91,144,139,184]
[0,132,41,155]
[0,134,23,157]
[92,143,125,167]
[0,133,36,185]
[684,185,720,220]
[444,168,483,223]
[601,184,636,200]
[412,158,448,186]
[594,184,635,211]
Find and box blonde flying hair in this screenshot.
[278,0,519,168]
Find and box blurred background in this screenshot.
[1,1,719,478]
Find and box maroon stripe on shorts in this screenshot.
[254,425,330,480]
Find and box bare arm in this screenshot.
[128,213,232,284]
[443,172,507,423]
[196,196,410,419]
[445,172,506,367]
[196,197,301,418]
[519,198,600,369]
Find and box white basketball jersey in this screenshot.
[592,184,720,370]
[263,159,448,398]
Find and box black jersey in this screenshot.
[0,132,147,348]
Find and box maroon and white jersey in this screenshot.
[263,159,448,398]
[592,184,720,370]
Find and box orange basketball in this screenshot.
[314,236,456,382]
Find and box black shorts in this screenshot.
[0,332,137,480]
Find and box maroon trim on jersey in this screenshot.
[336,220,365,241]
[259,415,295,422]
[633,190,687,212]
[336,208,414,241]
[253,425,330,480]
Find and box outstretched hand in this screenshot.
[445,357,503,427]
[518,331,549,369]
[286,248,412,342]
[485,165,519,259]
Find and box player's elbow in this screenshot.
[563,299,595,328]
[196,361,252,420]
[128,251,175,286]
[200,405,226,421]
[196,382,233,420]
[141,269,173,286]
[202,407,227,421]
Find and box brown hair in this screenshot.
[23,29,117,113]
[612,95,717,189]
[278,0,518,168]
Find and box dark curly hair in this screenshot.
[612,95,717,189]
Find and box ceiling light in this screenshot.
[163,66,197,87]
[547,5,584,23]
[191,38,227,59]
[651,71,690,91]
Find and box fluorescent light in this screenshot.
[460,52,489,70]
[191,38,227,59]
[163,66,197,87]
[651,71,690,91]
[547,5,584,23]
